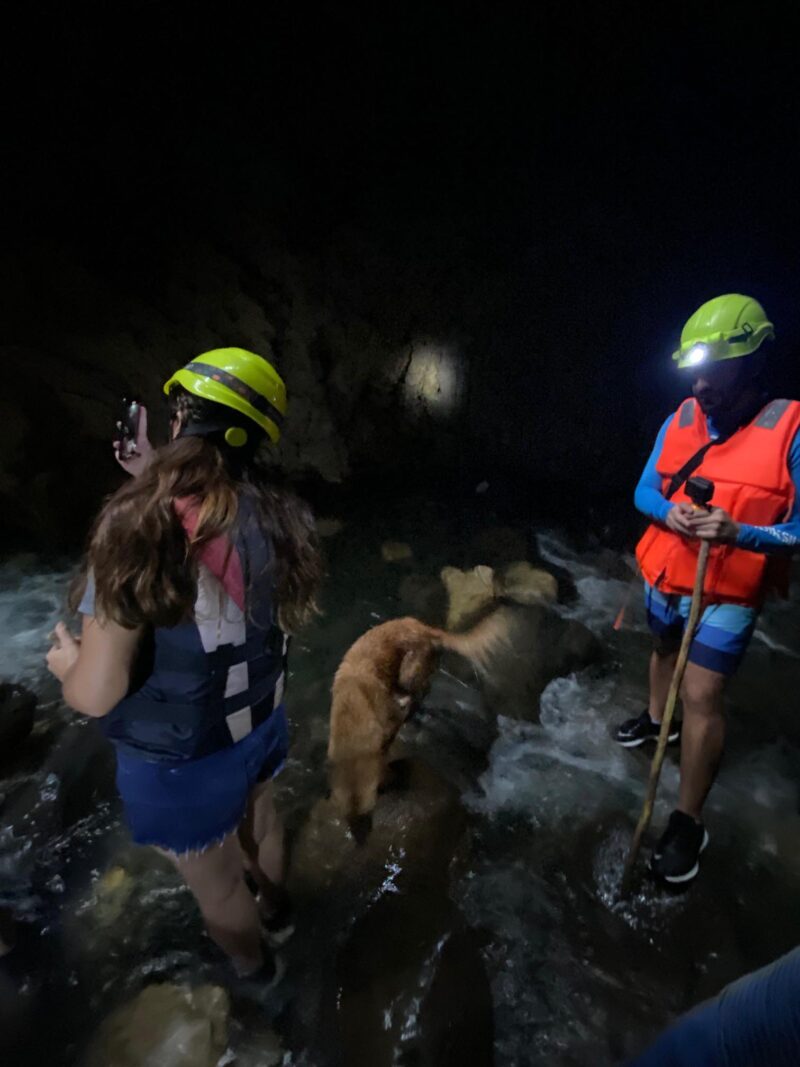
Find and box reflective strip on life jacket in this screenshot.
[103,494,287,761]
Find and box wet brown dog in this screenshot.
[327,610,508,841]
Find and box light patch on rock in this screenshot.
[91,865,136,929]
[440,565,496,629]
[382,542,413,563]
[501,562,558,605]
[316,518,345,538]
[441,561,558,629]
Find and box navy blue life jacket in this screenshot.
[102,493,288,762]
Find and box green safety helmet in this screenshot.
[672,294,775,369]
[163,347,287,446]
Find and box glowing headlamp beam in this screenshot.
[685,344,708,366]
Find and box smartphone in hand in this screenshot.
[115,398,142,459]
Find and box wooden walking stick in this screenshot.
[620,476,715,897]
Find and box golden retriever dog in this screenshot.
[327,609,508,841]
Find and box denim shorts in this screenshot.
[114,705,289,854]
[645,583,758,677]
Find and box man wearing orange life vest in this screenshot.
[614,294,800,884]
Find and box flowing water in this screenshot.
[2,501,800,1065]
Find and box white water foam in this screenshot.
[0,558,72,687]
[536,530,648,635]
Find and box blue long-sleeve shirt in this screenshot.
[635,410,800,553]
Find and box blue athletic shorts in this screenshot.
[645,583,757,677]
[114,705,289,854]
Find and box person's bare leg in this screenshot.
[677,662,727,821]
[166,833,264,975]
[648,647,679,723]
[239,781,286,916]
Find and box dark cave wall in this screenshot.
[0,228,481,552]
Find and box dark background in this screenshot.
[3,1,800,546]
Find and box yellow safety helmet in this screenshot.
[673,294,774,369]
[163,347,287,446]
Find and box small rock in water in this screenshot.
[84,983,230,1067]
[316,518,345,538]
[381,541,413,563]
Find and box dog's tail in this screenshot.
[434,606,510,672]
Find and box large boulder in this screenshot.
[83,984,230,1067]
[288,757,466,903]
[286,757,492,1067]
[480,603,603,722]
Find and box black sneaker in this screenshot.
[615,710,681,748]
[260,894,295,947]
[244,876,295,947]
[652,810,709,884]
[234,942,286,1002]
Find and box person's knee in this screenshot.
[681,671,725,714]
[174,847,244,913]
[191,868,244,914]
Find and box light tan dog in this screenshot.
[327,609,508,841]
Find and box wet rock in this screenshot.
[64,848,201,991]
[286,757,490,1067]
[0,683,36,761]
[397,573,447,626]
[336,891,494,1067]
[83,983,229,1067]
[288,758,467,902]
[0,906,14,957]
[440,565,496,629]
[381,541,413,562]
[481,603,603,721]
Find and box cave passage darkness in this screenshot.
[4,2,800,550]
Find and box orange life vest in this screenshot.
[636,397,800,606]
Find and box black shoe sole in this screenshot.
[617,730,680,748]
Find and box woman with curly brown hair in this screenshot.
[46,348,322,987]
